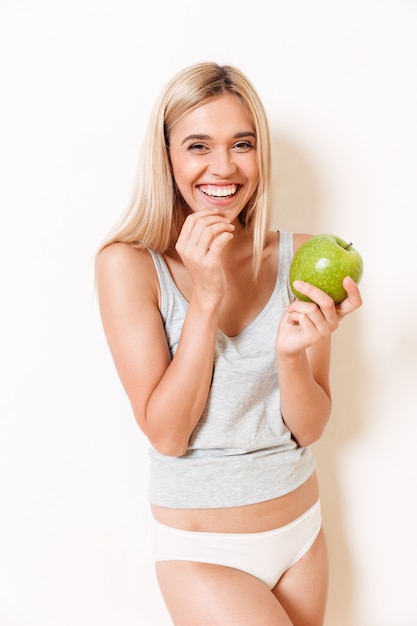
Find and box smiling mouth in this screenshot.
[199,184,238,198]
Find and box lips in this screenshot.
[199,184,238,198]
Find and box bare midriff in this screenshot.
[151,470,319,533]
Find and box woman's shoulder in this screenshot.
[96,242,154,276]
[96,243,159,301]
[270,230,313,254]
[292,232,313,253]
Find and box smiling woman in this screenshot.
[95,61,362,626]
[168,94,259,219]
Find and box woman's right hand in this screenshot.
[175,210,235,302]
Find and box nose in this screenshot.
[209,147,237,177]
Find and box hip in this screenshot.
[151,470,319,533]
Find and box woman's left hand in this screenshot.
[276,276,362,356]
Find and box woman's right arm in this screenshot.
[96,212,234,457]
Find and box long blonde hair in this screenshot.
[99,62,272,274]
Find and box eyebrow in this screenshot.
[181,131,256,146]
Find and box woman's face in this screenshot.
[168,93,259,222]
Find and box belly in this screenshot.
[151,470,319,533]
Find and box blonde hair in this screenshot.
[99,62,272,274]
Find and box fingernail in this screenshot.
[293,280,305,288]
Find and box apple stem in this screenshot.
[344,242,353,250]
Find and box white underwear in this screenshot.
[151,499,322,589]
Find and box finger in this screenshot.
[292,280,335,308]
[290,281,338,327]
[205,230,235,257]
[182,209,230,234]
[336,277,363,317]
[286,303,336,336]
[284,310,325,345]
[197,222,235,253]
[176,219,234,265]
[180,211,231,243]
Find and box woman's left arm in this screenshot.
[276,276,362,447]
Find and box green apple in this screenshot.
[290,234,363,304]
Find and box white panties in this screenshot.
[151,499,322,589]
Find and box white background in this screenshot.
[1,1,416,624]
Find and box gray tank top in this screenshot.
[147,231,315,508]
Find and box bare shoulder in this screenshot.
[95,243,161,326]
[96,242,154,279]
[293,233,313,253]
[96,242,158,294]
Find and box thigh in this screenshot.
[273,528,329,626]
[156,560,294,626]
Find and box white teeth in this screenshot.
[200,184,238,198]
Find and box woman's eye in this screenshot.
[186,140,255,153]
[188,143,208,152]
[234,141,255,151]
